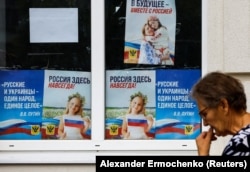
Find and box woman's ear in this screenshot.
[220,98,229,113]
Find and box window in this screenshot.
[0,0,206,163]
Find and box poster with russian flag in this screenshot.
[105,69,201,140]
[42,70,91,139]
[127,118,148,127]
[62,115,87,140]
[0,69,91,140]
[105,70,156,139]
[64,117,84,128]
[155,69,201,139]
[0,70,44,139]
[124,0,176,65]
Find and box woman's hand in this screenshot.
[196,127,216,156]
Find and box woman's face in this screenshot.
[148,20,159,30]
[144,24,154,36]
[197,99,228,136]
[68,97,81,115]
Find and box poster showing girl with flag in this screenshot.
[42,70,91,140]
[105,69,201,140]
[124,0,176,65]
[105,70,156,139]
[0,69,91,140]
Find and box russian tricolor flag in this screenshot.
[65,119,84,128]
[127,119,147,127]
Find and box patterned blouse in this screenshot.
[222,124,250,156]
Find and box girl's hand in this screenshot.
[160,54,170,62]
[123,132,130,139]
[60,132,67,139]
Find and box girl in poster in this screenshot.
[121,91,154,139]
[105,70,156,139]
[146,15,174,65]
[58,92,90,140]
[124,0,176,65]
[138,23,161,64]
[138,23,173,65]
[42,70,91,140]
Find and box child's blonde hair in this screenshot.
[64,92,85,116]
[127,91,148,115]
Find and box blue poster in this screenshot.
[0,70,44,139]
[155,69,201,139]
[0,70,91,140]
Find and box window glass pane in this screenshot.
[0,0,91,140]
[105,0,202,140]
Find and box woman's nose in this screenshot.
[203,120,208,126]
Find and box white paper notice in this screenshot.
[29,8,79,43]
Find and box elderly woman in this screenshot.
[190,71,250,156]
